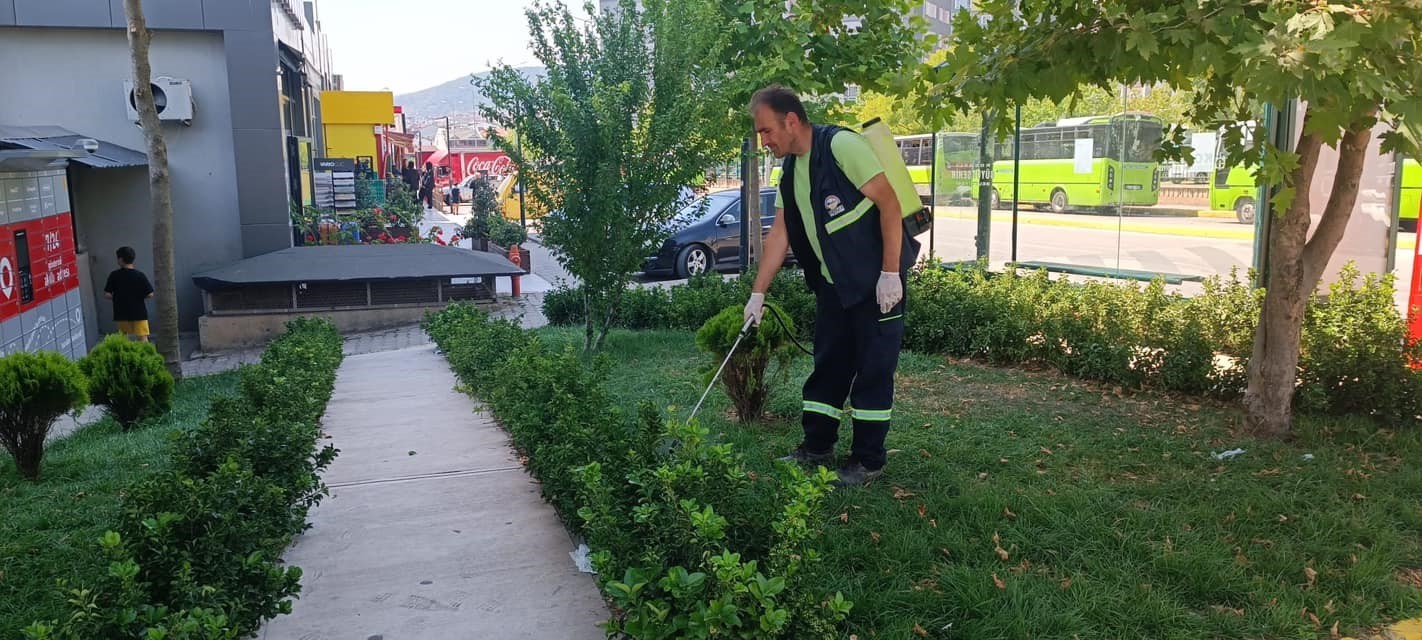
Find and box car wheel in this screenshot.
[1050,189,1069,214]
[1235,197,1256,225]
[676,244,710,278]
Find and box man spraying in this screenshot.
[742,85,919,487]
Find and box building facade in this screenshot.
[0,0,335,347]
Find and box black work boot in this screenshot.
[778,446,836,469]
[832,458,884,487]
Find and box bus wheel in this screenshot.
[1234,197,1256,225]
[1049,189,1068,214]
[990,189,1001,210]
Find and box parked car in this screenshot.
[643,188,786,278]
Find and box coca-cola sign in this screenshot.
[465,153,514,177]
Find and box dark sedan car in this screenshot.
[644,188,786,278]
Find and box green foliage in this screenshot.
[931,0,1422,434]
[550,327,1422,639]
[1297,265,1422,422]
[716,0,929,122]
[20,532,239,640]
[543,270,815,338]
[25,318,344,637]
[696,303,799,422]
[903,263,1420,424]
[0,351,88,481]
[461,175,503,242]
[933,1,1421,166]
[424,305,848,638]
[488,215,528,248]
[80,334,174,431]
[479,0,741,351]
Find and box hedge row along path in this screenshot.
[259,339,604,638]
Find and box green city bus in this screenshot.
[1212,144,1420,227]
[1400,157,1420,229]
[990,113,1164,213]
[769,132,984,206]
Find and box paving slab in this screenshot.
[260,344,606,639]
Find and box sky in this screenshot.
[316,0,591,95]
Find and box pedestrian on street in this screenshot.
[419,162,436,210]
[402,160,420,194]
[741,85,919,487]
[104,245,155,343]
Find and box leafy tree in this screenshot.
[931,0,1422,436]
[461,175,501,245]
[713,0,932,263]
[479,0,739,351]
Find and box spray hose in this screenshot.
[687,299,812,423]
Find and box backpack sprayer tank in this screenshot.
[860,118,934,237]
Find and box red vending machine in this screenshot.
[0,167,85,358]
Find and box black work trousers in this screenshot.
[799,291,904,470]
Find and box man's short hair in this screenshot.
[749,84,808,124]
[116,246,136,264]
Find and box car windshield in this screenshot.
[673,192,737,226]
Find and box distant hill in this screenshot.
[396,66,545,133]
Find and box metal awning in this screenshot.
[0,125,148,169]
[192,244,526,290]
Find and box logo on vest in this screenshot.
[824,195,845,217]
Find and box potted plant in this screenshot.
[489,216,531,273]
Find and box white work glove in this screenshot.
[744,292,766,327]
[876,271,903,313]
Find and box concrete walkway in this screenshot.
[260,343,606,639]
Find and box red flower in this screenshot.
[304,233,316,242]
[373,207,383,214]
[390,215,398,222]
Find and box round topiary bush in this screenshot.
[695,302,799,423]
[80,334,174,431]
[0,351,88,480]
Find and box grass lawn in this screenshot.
[540,327,1422,640]
[0,371,239,634]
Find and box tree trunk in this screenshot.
[124,0,182,379]
[1243,107,1375,438]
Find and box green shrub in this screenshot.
[667,273,743,330]
[21,533,240,640]
[1298,266,1422,422]
[25,316,344,637]
[542,269,816,337]
[582,420,849,639]
[0,351,88,481]
[425,307,848,638]
[489,215,529,247]
[80,334,174,431]
[695,303,799,422]
[542,284,584,327]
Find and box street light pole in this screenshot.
[517,101,526,229]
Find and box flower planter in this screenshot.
[494,243,532,274]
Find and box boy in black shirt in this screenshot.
[104,246,155,342]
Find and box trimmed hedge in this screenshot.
[424,305,849,639]
[22,318,344,640]
[80,335,175,431]
[0,352,88,481]
[545,264,1421,425]
[904,264,1420,423]
[544,270,816,337]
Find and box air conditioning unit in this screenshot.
[124,76,195,125]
